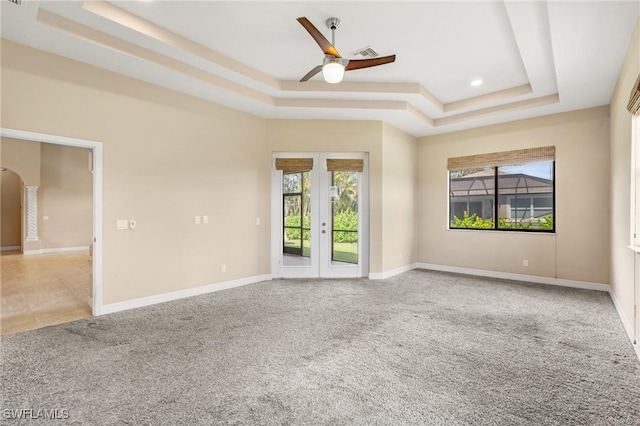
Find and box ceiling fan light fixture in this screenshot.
[322,61,344,84]
[322,57,348,84]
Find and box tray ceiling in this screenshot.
[1,1,638,136]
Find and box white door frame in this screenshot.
[634,115,640,348]
[271,152,369,279]
[1,128,103,316]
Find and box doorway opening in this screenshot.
[0,128,103,335]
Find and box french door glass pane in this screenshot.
[332,171,358,264]
[283,172,311,263]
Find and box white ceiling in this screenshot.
[1,0,638,137]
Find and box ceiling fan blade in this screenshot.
[345,55,396,71]
[300,65,323,82]
[297,17,341,58]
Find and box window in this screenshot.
[449,167,495,228]
[627,73,640,247]
[448,147,555,232]
[632,114,640,248]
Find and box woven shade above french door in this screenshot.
[275,158,313,173]
[326,159,364,173]
[447,146,555,171]
[628,73,640,115]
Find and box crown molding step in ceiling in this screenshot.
[1,0,637,136]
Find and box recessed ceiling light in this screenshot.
[471,79,483,87]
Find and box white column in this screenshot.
[25,186,39,242]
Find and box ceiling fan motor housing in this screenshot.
[326,17,341,30]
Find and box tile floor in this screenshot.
[1,251,92,336]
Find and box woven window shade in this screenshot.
[628,74,640,115]
[275,158,313,173]
[447,146,555,171]
[326,159,364,172]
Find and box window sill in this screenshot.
[447,228,556,235]
[627,245,640,253]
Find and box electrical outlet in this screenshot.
[203,215,209,224]
[523,259,529,267]
[195,216,200,224]
[221,264,226,273]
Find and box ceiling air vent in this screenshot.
[352,46,379,58]
[7,0,21,4]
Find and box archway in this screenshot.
[1,168,23,252]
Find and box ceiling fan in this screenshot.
[297,17,396,84]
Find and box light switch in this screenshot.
[256,218,261,226]
[203,215,209,224]
[117,219,129,230]
[195,216,200,224]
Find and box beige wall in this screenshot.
[417,106,611,284]
[1,137,41,186]
[609,18,640,335]
[1,169,22,247]
[1,40,270,304]
[381,123,417,271]
[39,144,93,250]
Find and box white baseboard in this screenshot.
[608,289,640,361]
[369,263,418,280]
[24,246,89,255]
[0,246,20,251]
[609,289,635,341]
[415,262,610,292]
[100,274,272,315]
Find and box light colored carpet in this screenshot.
[1,270,639,425]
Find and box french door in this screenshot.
[271,152,369,278]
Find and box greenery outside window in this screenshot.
[283,171,311,256]
[448,147,555,232]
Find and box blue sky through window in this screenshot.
[500,161,553,180]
